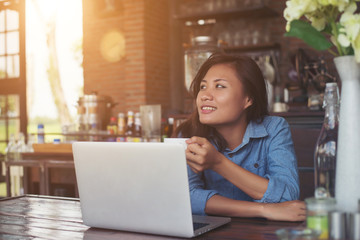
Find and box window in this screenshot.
[0,0,26,154]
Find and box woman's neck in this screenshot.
[215,116,248,151]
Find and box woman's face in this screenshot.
[196,63,252,128]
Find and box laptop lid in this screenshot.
[73,142,230,238]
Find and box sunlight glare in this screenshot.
[26,0,83,123]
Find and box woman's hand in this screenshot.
[185,136,225,173]
[261,200,306,222]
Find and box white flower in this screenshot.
[339,11,360,60]
[343,1,357,13]
[284,0,360,61]
[352,34,360,62]
[307,15,327,31]
[338,33,351,46]
[317,0,353,11]
[339,12,360,43]
[284,0,319,22]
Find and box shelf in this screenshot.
[35,132,126,140]
[223,42,281,53]
[272,110,324,128]
[173,5,279,22]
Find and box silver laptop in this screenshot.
[72,142,230,238]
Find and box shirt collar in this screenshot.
[245,120,268,139]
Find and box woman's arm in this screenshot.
[187,151,305,221]
[260,118,299,202]
[187,165,219,215]
[212,155,268,200]
[186,117,300,202]
[186,137,269,200]
[205,195,306,222]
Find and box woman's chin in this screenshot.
[200,118,218,126]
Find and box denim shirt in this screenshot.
[188,116,300,215]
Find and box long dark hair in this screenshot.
[175,53,269,152]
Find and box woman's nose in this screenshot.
[200,91,213,101]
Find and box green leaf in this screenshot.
[285,20,333,51]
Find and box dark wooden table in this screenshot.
[0,195,304,240]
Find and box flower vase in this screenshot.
[334,55,360,212]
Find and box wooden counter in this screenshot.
[0,195,305,239]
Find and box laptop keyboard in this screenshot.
[193,222,210,231]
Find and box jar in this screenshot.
[77,93,115,131]
[184,36,221,91]
[305,197,336,239]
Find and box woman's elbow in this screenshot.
[282,184,300,202]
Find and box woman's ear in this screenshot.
[245,97,253,109]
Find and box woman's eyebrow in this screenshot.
[214,78,227,82]
[202,78,226,82]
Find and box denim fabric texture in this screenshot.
[188,116,300,215]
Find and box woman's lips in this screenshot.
[200,106,217,114]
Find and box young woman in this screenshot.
[175,53,306,222]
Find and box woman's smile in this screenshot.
[200,105,217,113]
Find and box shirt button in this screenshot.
[228,153,233,158]
[254,163,259,168]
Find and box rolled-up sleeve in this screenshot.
[187,165,219,215]
[255,118,299,203]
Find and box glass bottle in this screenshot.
[37,123,45,144]
[314,82,340,198]
[161,118,168,141]
[5,134,18,161]
[26,133,35,152]
[88,111,98,141]
[106,116,117,142]
[77,106,86,132]
[117,112,126,142]
[107,116,118,135]
[16,132,26,195]
[125,111,135,142]
[168,117,174,138]
[16,132,27,154]
[133,112,142,142]
[5,133,23,196]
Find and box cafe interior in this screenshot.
[1,0,360,239]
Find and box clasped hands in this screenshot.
[185,136,224,174]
